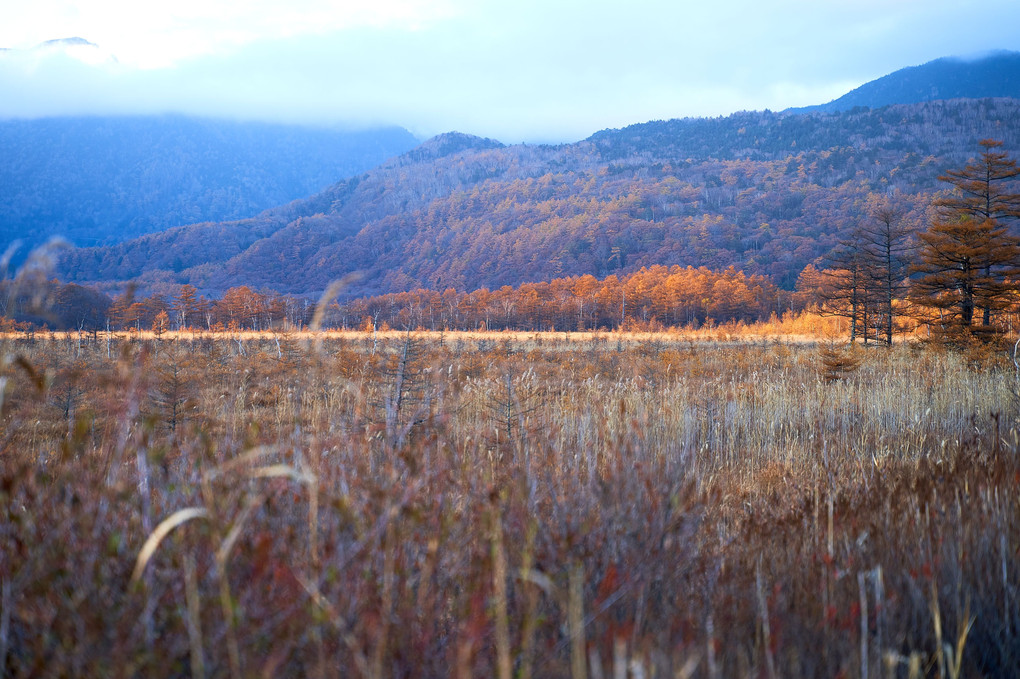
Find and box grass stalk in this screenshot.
[217,561,242,679]
[705,611,718,679]
[858,570,869,679]
[371,520,396,679]
[569,560,587,679]
[1,577,10,674]
[947,600,973,679]
[930,578,946,678]
[612,637,626,679]
[490,500,512,679]
[517,521,539,679]
[756,561,778,679]
[183,554,206,679]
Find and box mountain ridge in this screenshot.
[0,115,419,256]
[787,51,1020,114]
[58,98,1020,297]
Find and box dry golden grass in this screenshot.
[1,330,1018,677]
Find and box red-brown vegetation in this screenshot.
[2,332,1018,677]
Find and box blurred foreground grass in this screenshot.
[2,331,1018,677]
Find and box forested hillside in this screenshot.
[0,115,418,253]
[59,99,1020,296]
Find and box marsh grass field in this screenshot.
[2,330,1019,677]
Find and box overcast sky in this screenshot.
[2,0,1019,143]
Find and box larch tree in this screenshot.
[152,310,170,338]
[856,193,916,345]
[911,139,1020,340]
[911,214,1020,336]
[932,139,1020,325]
[818,229,874,344]
[107,290,134,330]
[173,284,202,330]
[815,193,915,345]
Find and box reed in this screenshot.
[1,332,1018,676]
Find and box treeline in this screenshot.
[0,279,111,332]
[1,266,784,333]
[590,98,1020,164]
[0,271,300,332]
[336,266,783,331]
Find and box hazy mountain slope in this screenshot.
[0,115,418,252]
[59,100,1020,295]
[789,51,1020,114]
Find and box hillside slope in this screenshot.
[0,115,418,253]
[59,100,1020,295]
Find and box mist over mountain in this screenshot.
[0,37,117,65]
[0,115,418,255]
[788,51,1020,114]
[58,98,1020,297]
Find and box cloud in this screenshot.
[3,0,1020,142]
[0,0,460,68]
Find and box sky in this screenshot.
[2,0,1020,143]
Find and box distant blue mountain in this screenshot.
[788,51,1020,114]
[0,115,418,255]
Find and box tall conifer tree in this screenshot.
[912,140,1020,337]
[932,139,1020,325]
